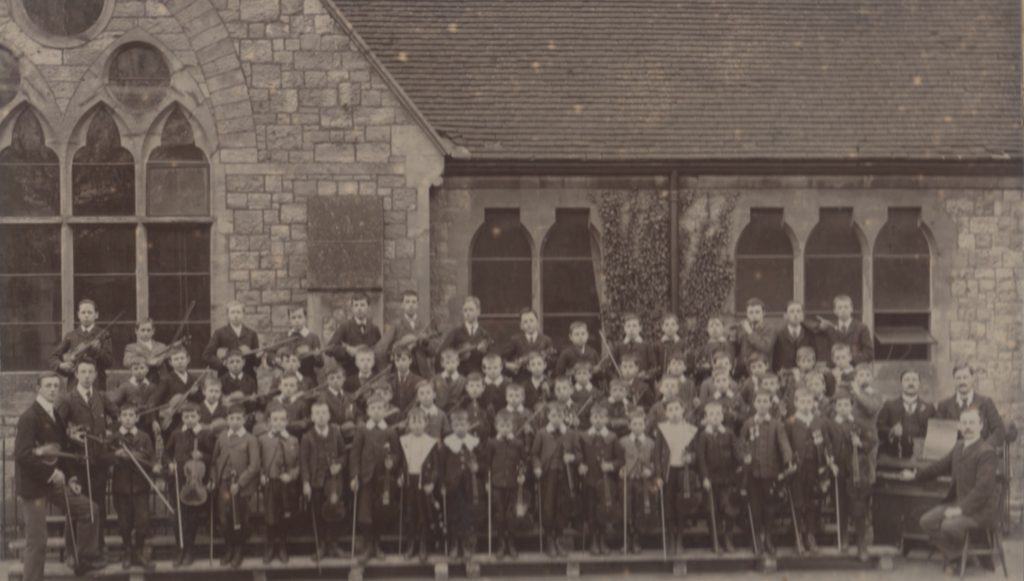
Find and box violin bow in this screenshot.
[118,440,175,513]
[62,481,80,568]
[598,329,624,378]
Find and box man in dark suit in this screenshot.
[771,301,816,372]
[935,363,1005,447]
[16,372,105,579]
[813,295,874,365]
[203,300,261,378]
[49,299,115,391]
[877,369,936,458]
[913,407,1001,573]
[502,308,555,383]
[56,359,117,550]
[328,293,383,376]
[375,289,435,378]
[437,296,492,376]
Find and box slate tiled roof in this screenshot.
[333,0,1022,162]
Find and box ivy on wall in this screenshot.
[593,189,737,348]
[592,189,672,339]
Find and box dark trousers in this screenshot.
[264,479,300,543]
[402,475,434,547]
[217,482,250,546]
[21,488,100,581]
[79,465,108,548]
[538,469,572,535]
[665,466,703,532]
[706,480,737,535]
[311,487,343,547]
[114,492,150,548]
[790,464,821,536]
[836,474,870,544]
[492,486,516,541]
[356,477,395,538]
[168,482,207,551]
[747,477,778,537]
[919,504,980,560]
[447,477,480,544]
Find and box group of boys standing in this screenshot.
[15,289,1008,580]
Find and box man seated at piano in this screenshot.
[877,369,936,459]
[935,363,1005,447]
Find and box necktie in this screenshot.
[83,388,92,401]
[905,402,914,415]
[360,324,366,335]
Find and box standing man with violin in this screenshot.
[16,371,105,579]
[328,292,383,376]
[503,309,555,384]
[57,358,117,554]
[376,289,436,378]
[287,306,325,381]
[438,296,492,376]
[204,300,261,379]
[50,299,115,391]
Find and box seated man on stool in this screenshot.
[908,407,1000,574]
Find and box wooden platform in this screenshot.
[0,546,898,580]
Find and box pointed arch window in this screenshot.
[0,108,59,217]
[805,208,863,319]
[735,208,794,314]
[470,209,533,343]
[72,107,134,216]
[0,46,19,108]
[147,106,209,216]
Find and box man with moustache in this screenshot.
[877,369,936,458]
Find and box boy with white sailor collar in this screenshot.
[654,398,701,554]
[412,381,449,440]
[399,408,440,563]
[441,409,483,560]
[532,402,580,557]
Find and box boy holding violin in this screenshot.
[302,400,347,558]
[123,319,168,384]
[286,306,324,380]
[197,376,228,434]
[154,402,213,567]
[204,301,261,379]
[111,403,155,570]
[148,346,201,435]
[50,299,114,391]
[212,404,260,568]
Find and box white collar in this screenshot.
[587,425,611,438]
[661,334,680,342]
[292,327,310,337]
[77,385,93,400]
[175,370,189,382]
[575,382,594,392]
[270,429,290,439]
[366,419,388,430]
[525,332,537,342]
[629,432,647,443]
[465,321,477,333]
[230,324,244,336]
[704,424,727,435]
[228,427,247,438]
[328,386,344,398]
[420,404,440,416]
[754,414,771,424]
[506,404,525,414]
[130,376,147,386]
[443,371,460,381]
[119,426,138,436]
[531,376,545,385]
[444,432,480,452]
[795,413,814,426]
[545,422,567,434]
[963,435,981,448]
[624,336,642,344]
[140,339,153,348]
[230,373,244,381]
[956,391,974,406]
[81,325,95,333]
[315,425,330,437]
[354,318,367,326]
[204,400,220,412]
[357,371,371,380]
[184,424,203,434]
[277,393,299,404]
[36,396,56,417]
[404,313,418,324]
[484,376,504,385]
[787,325,802,336]
[902,395,919,407]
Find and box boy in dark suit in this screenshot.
[654,313,685,375]
[156,403,213,567]
[287,306,324,381]
[321,366,359,443]
[327,293,382,376]
[486,410,527,559]
[272,374,312,439]
[301,400,347,558]
[220,350,257,409]
[620,409,656,554]
[107,357,156,418]
[211,405,260,568]
[503,308,555,383]
[111,404,154,569]
[390,347,424,412]
[786,388,835,553]
[578,404,621,555]
[697,401,743,553]
[877,369,936,458]
[619,353,655,408]
[398,408,440,562]
[259,405,301,563]
[532,402,580,557]
[438,295,492,375]
[935,363,1005,447]
[555,321,601,378]
[736,298,775,376]
[613,313,654,376]
[203,300,260,378]
[433,348,467,411]
[147,346,200,434]
[913,407,1001,574]
[816,295,873,365]
[523,351,552,408]
[441,409,484,559]
[772,301,816,373]
[349,393,403,561]
[827,390,877,560]
[50,299,114,391]
[376,289,434,378]
[481,353,510,412]
[740,389,794,555]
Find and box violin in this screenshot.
[33,443,85,466]
[468,449,481,505]
[456,337,492,360]
[156,369,212,432]
[230,470,241,530]
[180,439,208,506]
[60,311,125,366]
[506,346,557,372]
[322,463,348,523]
[382,442,394,507]
[508,464,535,534]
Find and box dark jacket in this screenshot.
[877,397,936,458]
[220,372,257,399]
[916,438,1001,526]
[503,332,556,381]
[300,425,345,488]
[739,415,793,479]
[49,327,114,390]
[736,323,775,370]
[486,435,526,488]
[211,429,261,496]
[328,319,382,376]
[613,339,655,374]
[819,319,874,364]
[203,324,261,378]
[15,401,69,500]
[771,324,815,372]
[555,344,601,378]
[438,322,492,376]
[826,417,876,485]
[376,314,435,378]
[697,427,743,484]
[390,370,425,413]
[578,427,622,487]
[531,425,580,473]
[936,392,1006,447]
[56,388,116,473]
[111,429,154,495]
[349,423,402,484]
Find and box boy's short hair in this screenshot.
[267,404,288,417]
[527,351,547,364]
[711,367,730,378]
[746,351,766,365]
[278,374,298,385]
[620,353,638,365]
[657,377,678,390]
[180,402,200,414]
[761,373,780,384]
[392,347,412,361]
[463,295,481,309]
[375,382,394,395]
[746,298,765,310]
[711,349,732,363]
[401,289,419,300]
[830,343,852,357]
[667,350,687,364]
[276,346,296,359]
[415,380,434,393]
[664,397,683,409]
[450,409,469,422]
[310,400,330,413]
[127,355,147,367]
[546,402,567,416]
[608,378,626,392]
[506,383,524,394]
[553,376,572,387]
[854,362,873,374]
[590,403,609,418]
[326,365,345,377]
[225,348,244,360]
[793,387,812,401]
[627,408,646,422]
[202,376,222,390]
[833,295,853,307]
[366,393,387,407]
[569,321,588,333]
[833,389,853,403]
[796,345,816,359]
[494,409,514,425]
[952,362,973,376]
[135,318,153,328]
[406,407,426,423]
[351,292,370,304]
[355,345,374,357]
[661,313,679,325]
[168,345,189,358]
[786,300,803,311]
[703,400,723,413]
[289,306,306,317]
[519,308,538,319]
[78,298,97,310]
[466,372,483,383]
[803,371,825,385]
[440,347,458,359]
[482,352,502,365]
[752,389,774,402]
[119,402,138,414]
[707,314,723,325]
[227,404,246,416]
[622,312,640,324]
[226,300,244,311]
[572,361,593,373]
[900,369,919,381]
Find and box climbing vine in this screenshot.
[592,188,736,348]
[592,189,671,338]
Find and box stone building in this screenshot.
[0,1,1020,497]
